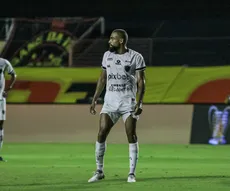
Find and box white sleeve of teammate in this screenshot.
[4,59,15,74]
[101,52,107,70]
[135,54,146,71]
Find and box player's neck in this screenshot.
[116,46,128,54]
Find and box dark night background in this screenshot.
[1,1,230,68]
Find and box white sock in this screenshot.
[95,141,106,172]
[0,129,3,150]
[129,142,139,175]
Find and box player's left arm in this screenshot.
[136,70,146,109]
[4,59,17,93]
[135,54,146,115]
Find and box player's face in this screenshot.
[108,32,123,52]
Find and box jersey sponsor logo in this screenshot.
[108,84,133,92]
[108,73,130,80]
[107,58,113,61]
[115,60,121,65]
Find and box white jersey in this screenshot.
[0,58,15,99]
[101,49,146,105]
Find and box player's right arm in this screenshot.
[92,70,107,104]
[90,70,107,115]
[90,53,107,115]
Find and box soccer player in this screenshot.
[88,29,146,183]
[0,58,17,162]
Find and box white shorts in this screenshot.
[0,98,6,120]
[100,101,139,124]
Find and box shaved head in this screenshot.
[112,29,128,45]
[108,29,129,53]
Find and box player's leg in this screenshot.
[95,113,114,171]
[0,98,6,162]
[88,112,117,183]
[123,114,139,182]
[0,120,4,161]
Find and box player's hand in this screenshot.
[90,101,97,115]
[2,91,7,98]
[134,104,143,115]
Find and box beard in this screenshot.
[109,45,119,52]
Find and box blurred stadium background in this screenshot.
[1,17,230,68]
[1,17,230,145]
[1,17,230,191]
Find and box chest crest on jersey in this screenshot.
[124,65,131,72]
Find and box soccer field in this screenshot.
[0,143,229,191]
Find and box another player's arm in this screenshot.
[5,71,16,92]
[4,60,17,97]
[136,70,145,109]
[92,70,107,103]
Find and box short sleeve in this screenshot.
[4,59,15,74]
[101,52,107,70]
[135,54,146,71]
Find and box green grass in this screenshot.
[0,41,5,54]
[0,143,230,191]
